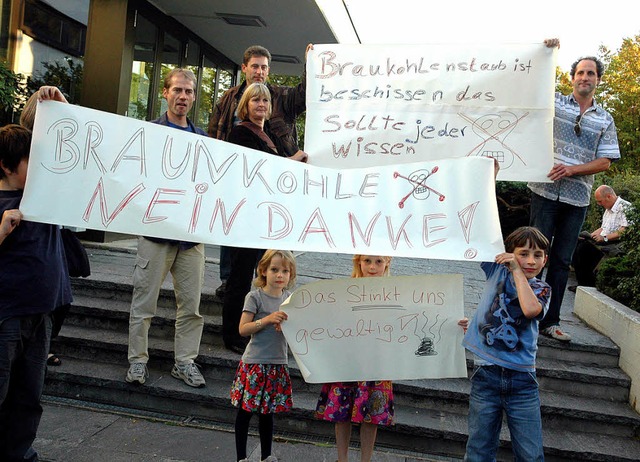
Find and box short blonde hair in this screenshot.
[237,82,272,121]
[351,255,392,278]
[254,249,297,289]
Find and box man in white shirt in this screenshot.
[571,185,631,288]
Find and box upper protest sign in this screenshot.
[304,43,556,182]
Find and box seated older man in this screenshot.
[570,185,631,289]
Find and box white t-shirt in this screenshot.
[601,196,631,236]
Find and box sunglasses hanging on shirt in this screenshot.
[574,114,583,137]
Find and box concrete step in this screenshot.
[61,293,633,402]
[57,304,633,403]
[535,356,631,402]
[394,378,640,439]
[44,355,640,462]
[65,293,223,345]
[61,248,640,461]
[536,330,620,368]
[71,278,223,316]
[50,323,640,439]
[44,357,470,458]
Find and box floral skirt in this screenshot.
[230,361,293,414]
[315,380,394,426]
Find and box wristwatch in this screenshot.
[255,319,262,330]
[603,235,609,243]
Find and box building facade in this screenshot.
[1,0,241,132]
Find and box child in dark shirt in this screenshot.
[0,124,72,461]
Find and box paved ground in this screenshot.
[37,398,454,462]
[34,239,581,462]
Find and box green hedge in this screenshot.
[0,60,24,124]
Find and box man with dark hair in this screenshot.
[126,68,208,388]
[208,44,311,351]
[528,40,620,342]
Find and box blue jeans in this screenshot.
[465,365,543,462]
[0,313,52,462]
[529,193,587,329]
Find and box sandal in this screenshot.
[47,354,62,366]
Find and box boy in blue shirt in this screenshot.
[463,226,551,461]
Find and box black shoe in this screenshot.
[215,281,227,299]
[47,354,62,366]
[568,285,577,293]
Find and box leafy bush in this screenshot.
[0,58,81,125]
[596,197,640,312]
[26,58,83,104]
[0,60,27,124]
[495,181,530,239]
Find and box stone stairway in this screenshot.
[44,247,640,461]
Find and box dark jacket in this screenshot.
[0,190,72,319]
[228,122,288,157]
[208,76,306,156]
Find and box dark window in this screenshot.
[0,0,11,60]
[21,0,86,57]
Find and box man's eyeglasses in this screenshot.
[574,114,583,137]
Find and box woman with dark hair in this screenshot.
[222,83,307,354]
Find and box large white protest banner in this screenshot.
[21,101,504,261]
[281,274,467,382]
[305,43,556,182]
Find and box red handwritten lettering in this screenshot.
[110,128,146,175]
[299,208,335,247]
[143,188,186,224]
[82,178,145,227]
[258,201,293,240]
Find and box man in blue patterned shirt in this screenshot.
[527,39,620,342]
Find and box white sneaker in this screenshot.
[261,456,278,462]
[171,362,206,388]
[126,362,148,384]
[541,325,572,342]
